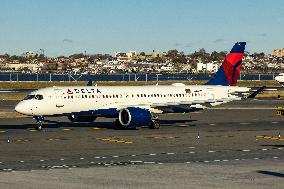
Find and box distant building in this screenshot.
[126,51,137,58]
[22,51,35,58]
[197,62,219,73]
[1,63,42,72]
[272,48,284,57]
[160,65,175,72]
[115,51,133,63]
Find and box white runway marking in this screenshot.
[130,161,143,163]
[271,122,279,124]
[208,150,216,153]
[242,149,250,152]
[60,158,64,161]
[80,157,84,160]
[144,162,155,164]
[209,124,216,126]
[167,152,175,155]
[149,153,157,156]
[40,160,45,162]
[112,156,119,158]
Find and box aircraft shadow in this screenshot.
[257,170,284,178]
[260,144,284,148]
[0,119,197,130]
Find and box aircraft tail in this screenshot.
[206,42,246,86]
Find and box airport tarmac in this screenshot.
[0,99,283,188]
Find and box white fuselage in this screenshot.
[15,84,250,116]
[275,73,284,86]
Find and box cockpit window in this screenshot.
[35,95,43,100]
[23,94,43,100]
[24,95,35,100]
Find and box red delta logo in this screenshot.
[67,89,73,94]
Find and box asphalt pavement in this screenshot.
[0,99,283,188]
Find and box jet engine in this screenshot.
[118,107,152,128]
[68,114,96,122]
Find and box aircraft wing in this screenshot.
[95,97,239,114]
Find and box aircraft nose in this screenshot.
[15,102,23,114]
[15,101,30,115]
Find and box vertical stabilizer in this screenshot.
[206,42,246,86]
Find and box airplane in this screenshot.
[15,42,255,130]
[275,73,284,87]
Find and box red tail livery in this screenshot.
[207,42,246,86]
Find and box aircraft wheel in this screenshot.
[35,124,43,131]
[149,120,160,129]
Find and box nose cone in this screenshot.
[15,101,31,115]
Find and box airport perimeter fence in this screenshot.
[0,73,278,82]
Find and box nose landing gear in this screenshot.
[33,116,44,130]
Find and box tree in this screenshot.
[69,53,84,59]
[140,52,146,56]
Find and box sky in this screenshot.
[0,0,284,56]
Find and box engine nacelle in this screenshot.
[68,114,96,122]
[118,107,152,128]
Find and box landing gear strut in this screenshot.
[149,115,160,129]
[33,116,44,130]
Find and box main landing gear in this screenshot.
[33,116,44,130]
[148,115,160,129]
[114,115,161,130]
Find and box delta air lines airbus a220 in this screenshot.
[15,42,255,130]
